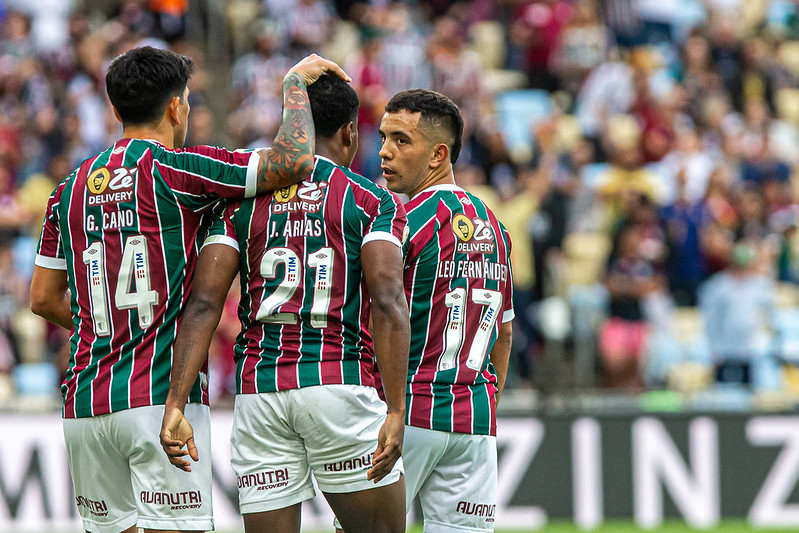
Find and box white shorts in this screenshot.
[405,425,497,532]
[62,404,213,533]
[231,384,403,514]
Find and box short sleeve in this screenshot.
[153,143,260,201]
[362,188,407,249]
[501,227,514,323]
[35,185,67,270]
[202,202,239,252]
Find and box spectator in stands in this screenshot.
[661,169,711,306]
[699,242,775,385]
[229,19,291,147]
[599,224,665,389]
[550,0,616,95]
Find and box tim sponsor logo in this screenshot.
[140,490,202,510]
[76,496,108,517]
[324,452,373,472]
[237,468,289,491]
[456,501,495,522]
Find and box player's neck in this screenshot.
[121,123,176,149]
[409,166,455,198]
[315,142,348,168]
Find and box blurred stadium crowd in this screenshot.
[4,0,799,410]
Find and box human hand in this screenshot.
[286,53,351,86]
[160,406,198,472]
[367,412,404,483]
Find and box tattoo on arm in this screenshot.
[257,72,316,189]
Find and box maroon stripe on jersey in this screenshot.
[324,173,348,382]
[451,387,475,434]
[90,140,133,413]
[63,154,105,417]
[486,374,498,435]
[319,177,346,384]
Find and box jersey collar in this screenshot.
[412,183,464,199]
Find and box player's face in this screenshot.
[175,86,190,148]
[378,110,431,196]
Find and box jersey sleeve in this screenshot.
[500,226,515,323]
[34,183,67,270]
[361,187,407,249]
[153,144,261,200]
[202,201,240,252]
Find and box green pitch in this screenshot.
[22,521,795,533]
[302,522,799,532]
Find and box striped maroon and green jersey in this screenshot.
[403,184,514,436]
[36,138,260,419]
[205,156,406,394]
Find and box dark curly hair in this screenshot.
[307,74,360,138]
[106,46,194,126]
[385,89,463,164]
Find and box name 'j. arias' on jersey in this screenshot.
[205,156,406,394]
[403,184,514,436]
[36,139,260,418]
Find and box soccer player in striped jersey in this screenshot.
[377,90,514,532]
[29,46,349,533]
[160,74,409,533]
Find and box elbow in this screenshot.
[29,299,46,319]
[183,293,221,322]
[29,290,51,319]
[371,288,409,327]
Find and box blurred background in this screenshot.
[6,0,799,530]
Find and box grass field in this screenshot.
[15,522,799,533]
[288,522,799,533]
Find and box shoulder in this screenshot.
[321,161,399,203]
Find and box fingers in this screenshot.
[320,58,351,82]
[290,54,351,85]
[367,442,400,483]
[186,437,199,462]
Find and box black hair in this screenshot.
[385,89,463,164]
[106,46,194,126]
[307,74,359,138]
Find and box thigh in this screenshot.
[402,425,448,511]
[231,392,315,514]
[324,475,406,533]
[295,385,403,493]
[117,405,214,532]
[243,502,302,533]
[420,433,497,532]
[63,415,138,533]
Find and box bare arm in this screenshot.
[160,243,238,471]
[490,320,513,405]
[30,266,71,330]
[254,54,350,193]
[361,240,409,483]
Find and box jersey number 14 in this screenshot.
[82,235,158,336]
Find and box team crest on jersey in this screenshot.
[452,214,495,254]
[272,180,327,214]
[87,166,137,205]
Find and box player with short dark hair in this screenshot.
[377,89,514,532]
[29,46,348,533]
[160,73,409,533]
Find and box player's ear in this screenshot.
[112,106,123,125]
[429,142,450,169]
[340,122,355,147]
[167,95,182,125]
